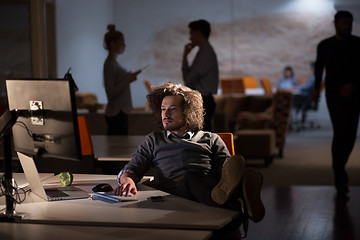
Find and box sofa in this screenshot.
[214,94,273,131]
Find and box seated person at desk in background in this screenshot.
[116,82,265,235]
[276,65,299,91]
[293,62,319,126]
[298,62,316,98]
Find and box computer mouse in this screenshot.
[92,183,113,192]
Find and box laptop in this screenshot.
[17,152,89,201]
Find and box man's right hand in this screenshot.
[127,70,141,83]
[183,43,195,56]
[115,173,137,197]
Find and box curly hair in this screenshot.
[147,82,204,132]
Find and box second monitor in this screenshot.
[6,79,82,162]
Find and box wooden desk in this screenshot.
[92,135,145,161]
[0,222,212,240]
[1,174,238,234]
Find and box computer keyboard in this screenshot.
[45,188,69,198]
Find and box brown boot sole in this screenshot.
[211,155,246,205]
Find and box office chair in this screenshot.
[297,77,303,85]
[241,76,258,89]
[220,77,245,94]
[216,133,235,155]
[292,81,325,130]
[260,78,273,94]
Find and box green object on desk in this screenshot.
[58,172,73,186]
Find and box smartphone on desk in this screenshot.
[149,196,164,202]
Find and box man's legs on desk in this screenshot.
[212,156,265,238]
[175,155,245,208]
[175,170,219,207]
[176,155,265,237]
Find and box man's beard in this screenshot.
[163,120,186,132]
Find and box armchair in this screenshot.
[234,90,293,157]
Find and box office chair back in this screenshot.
[216,133,235,155]
[297,77,303,85]
[241,76,258,89]
[220,77,245,94]
[260,78,273,94]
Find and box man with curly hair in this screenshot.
[116,82,264,235]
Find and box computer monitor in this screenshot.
[6,79,82,161]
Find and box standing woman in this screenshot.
[103,24,141,135]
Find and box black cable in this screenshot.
[0,175,26,205]
[14,121,33,138]
[14,121,59,144]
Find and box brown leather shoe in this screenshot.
[211,155,246,205]
[241,168,265,222]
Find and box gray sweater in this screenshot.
[118,131,230,194]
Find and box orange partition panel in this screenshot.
[77,116,94,156]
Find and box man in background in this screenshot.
[314,10,360,198]
[182,19,219,132]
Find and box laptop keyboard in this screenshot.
[46,188,69,198]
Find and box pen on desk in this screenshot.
[92,192,119,202]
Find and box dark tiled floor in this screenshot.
[244,185,360,240]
